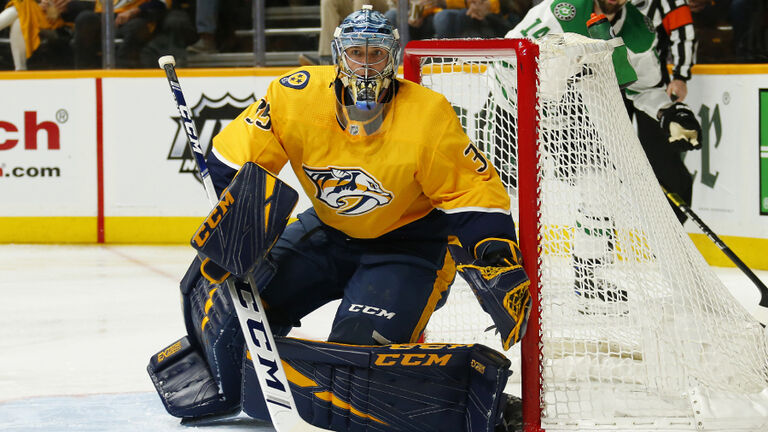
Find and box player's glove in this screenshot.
[456,238,532,350]
[659,102,702,151]
[474,238,523,267]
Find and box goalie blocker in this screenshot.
[147,162,516,431]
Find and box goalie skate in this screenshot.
[573,257,629,316]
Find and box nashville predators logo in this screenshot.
[303,166,392,216]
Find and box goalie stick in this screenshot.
[158,55,331,432]
[663,187,768,326]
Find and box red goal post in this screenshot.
[402,37,768,432]
[404,38,545,432]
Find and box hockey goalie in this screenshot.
[147,6,530,432]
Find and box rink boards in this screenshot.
[0,65,766,268]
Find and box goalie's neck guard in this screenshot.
[334,78,396,137]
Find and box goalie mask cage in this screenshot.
[403,36,768,432]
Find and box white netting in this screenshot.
[415,34,768,431]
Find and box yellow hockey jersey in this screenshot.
[212,66,511,240]
[5,0,64,58]
[95,0,170,13]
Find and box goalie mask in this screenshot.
[331,6,400,136]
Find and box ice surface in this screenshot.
[1,244,765,431]
[0,393,275,432]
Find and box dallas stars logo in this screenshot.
[168,93,256,183]
[553,2,576,21]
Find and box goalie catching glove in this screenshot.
[659,102,702,152]
[455,238,532,350]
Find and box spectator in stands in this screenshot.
[385,0,523,41]
[187,0,218,54]
[690,0,767,62]
[507,0,532,26]
[0,0,90,70]
[384,0,438,41]
[0,0,41,70]
[299,0,391,66]
[431,0,525,38]
[722,0,766,61]
[141,2,195,66]
[72,0,193,69]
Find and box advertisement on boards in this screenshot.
[102,75,311,220]
[683,75,768,240]
[0,70,765,250]
[0,79,97,216]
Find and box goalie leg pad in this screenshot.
[150,162,299,420]
[242,338,511,432]
[147,336,240,419]
[188,275,246,400]
[149,275,246,419]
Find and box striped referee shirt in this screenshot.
[632,0,697,81]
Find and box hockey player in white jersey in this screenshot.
[508,0,691,122]
[503,0,701,308]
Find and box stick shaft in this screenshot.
[160,63,219,206]
[158,58,329,432]
[665,189,768,308]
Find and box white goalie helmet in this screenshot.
[331,6,400,136]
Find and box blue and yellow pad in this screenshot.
[242,338,511,432]
[191,162,299,280]
[147,335,241,419]
[457,264,531,351]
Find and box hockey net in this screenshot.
[405,35,768,432]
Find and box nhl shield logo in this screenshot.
[303,166,392,215]
[168,93,256,182]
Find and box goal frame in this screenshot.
[403,38,545,432]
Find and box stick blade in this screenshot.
[751,305,768,327]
